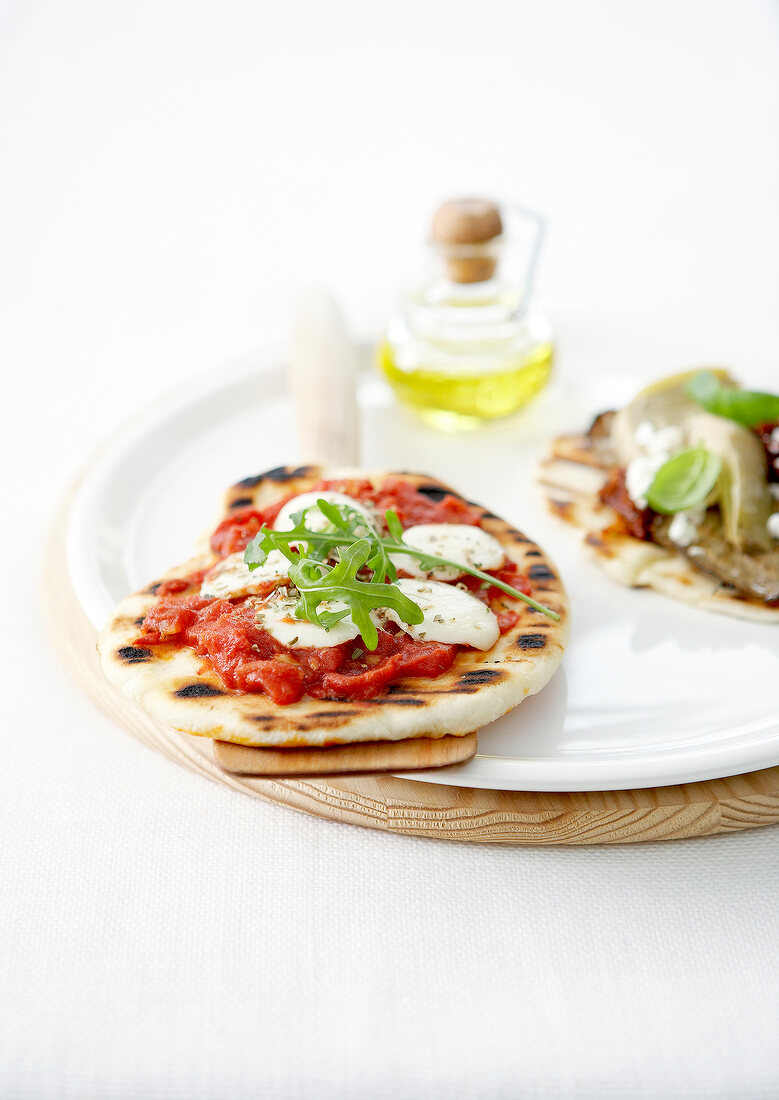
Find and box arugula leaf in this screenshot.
[387,544,559,617]
[244,498,354,567]
[288,540,424,651]
[244,525,299,567]
[315,498,396,583]
[383,508,559,618]
[244,502,561,622]
[686,371,779,428]
[314,498,372,536]
[385,509,404,540]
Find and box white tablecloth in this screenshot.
[3,1,778,1096]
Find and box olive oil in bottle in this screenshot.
[378,198,553,430]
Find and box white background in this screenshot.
[2,1,779,1097]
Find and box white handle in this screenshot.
[289,289,359,467]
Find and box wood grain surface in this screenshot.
[45,502,779,845]
[213,732,477,776]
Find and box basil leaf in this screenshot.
[646,447,722,514]
[686,371,779,428]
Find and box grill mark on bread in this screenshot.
[229,496,254,509]
[515,634,547,650]
[265,465,316,482]
[548,499,575,521]
[385,685,429,699]
[584,531,612,555]
[373,696,427,707]
[528,563,556,580]
[415,486,449,502]
[233,465,317,490]
[174,683,225,698]
[117,645,152,663]
[458,668,505,685]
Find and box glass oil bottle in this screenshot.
[377,198,553,430]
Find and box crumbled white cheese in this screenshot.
[771,427,779,446]
[667,508,703,548]
[767,512,779,541]
[634,421,685,457]
[624,421,686,509]
[382,579,500,650]
[201,550,289,598]
[258,590,361,648]
[273,491,374,535]
[624,453,667,510]
[389,524,505,581]
[633,421,655,451]
[770,484,779,502]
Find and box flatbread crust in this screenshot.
[541,428,779,625]
[99,467,569,747]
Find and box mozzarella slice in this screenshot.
[390,523,505,581]
[201,550,289,599]
[384,579,500,650]
[273,491,374,535]
[257,591,361,648]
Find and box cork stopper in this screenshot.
[431,198,503,283]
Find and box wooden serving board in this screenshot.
[213,733,477,776]
[44,503,779,845]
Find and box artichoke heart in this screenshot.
[611,370,731,467]
[685,412,772,552]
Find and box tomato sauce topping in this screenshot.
[210,499,287,556]
[458,561,530,636]
[598,467,653,540]
[137,476,532,704]
[361,476,483,527]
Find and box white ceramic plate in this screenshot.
[67,343,779,792]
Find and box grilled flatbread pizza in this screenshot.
[541,370,779,622]
[99,468,569,747]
